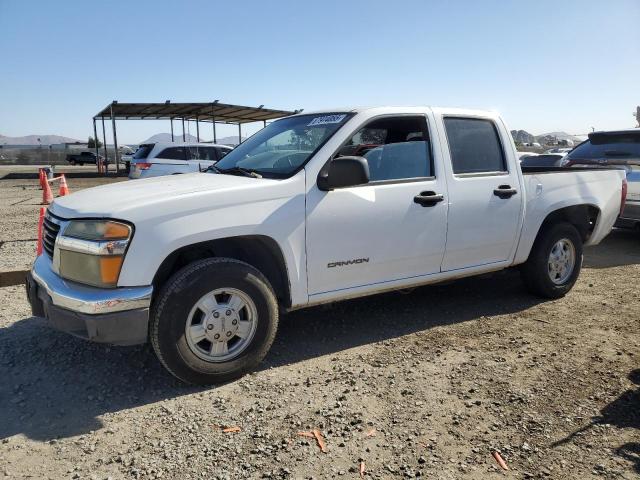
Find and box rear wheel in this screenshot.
[70,160,76,166]
[150,258,278,385]
[521,222,583,298]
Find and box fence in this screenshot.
[0,147,119,166]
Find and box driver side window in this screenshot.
[337,116,433,182]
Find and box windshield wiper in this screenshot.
[217,166,262,178]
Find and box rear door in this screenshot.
[437,115,523,271]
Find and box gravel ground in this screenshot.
[0,165,125,272]
[0,166,638,479]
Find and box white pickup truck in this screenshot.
[26,107,627,385]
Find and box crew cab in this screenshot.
[129,142,233,179]
[26,107,626,385]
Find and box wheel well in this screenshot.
[539,204,600,242]
[152,236,291,308]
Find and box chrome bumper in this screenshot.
[31,254,152,315]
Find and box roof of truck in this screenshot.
[290,106,499,117]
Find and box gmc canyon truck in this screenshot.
[26,107,626,385]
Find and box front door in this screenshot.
[306,114,449,296]
[438,116,523,271]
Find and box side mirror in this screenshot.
[317,156,370,191]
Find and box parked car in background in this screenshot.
[516,151,537,161]
[520,153,565,168]
[129,143,233,179]
[65,151,104,166]
[545,147,573,155]
[27,106,626,384]
[120,146,137,172]
[122,153,133,172]
[561,129,640,230]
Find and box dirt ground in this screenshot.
[0,165,126,272]
[0,166,638,479]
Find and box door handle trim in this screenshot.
[493,185,517,199]
[414,191,444,207]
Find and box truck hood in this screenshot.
[49,172,288,219]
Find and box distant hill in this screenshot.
[536,131,586,144]
[0,134,81,146]
[139,133,245,146]
[215,135,245,146]
[140,133,199,144]
[510,130,535,144]
[511,130,587,146]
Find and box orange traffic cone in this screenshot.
[38,168,45,190]
[58,174,70,196]
[42,178,53,205]
[36,207,45,256]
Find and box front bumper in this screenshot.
[27,255,153,345]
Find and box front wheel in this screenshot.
[521,222,583,298]
[150,258,279,385]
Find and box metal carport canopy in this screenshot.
[94,101,298,124]
[92,101,300,174]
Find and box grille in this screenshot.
[42,212,62,259]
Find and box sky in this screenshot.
[0,0,638,144]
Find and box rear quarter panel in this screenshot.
[514,169,625,264]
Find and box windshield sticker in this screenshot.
[307,114,347,127]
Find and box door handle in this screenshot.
[493,184,517,199]
[414,191,444,207]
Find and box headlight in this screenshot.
[64,220,131,241]
[55,220,132,288]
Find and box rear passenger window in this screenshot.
[159,147,187,160]
[444,118,506,174]
[337,116,432,182]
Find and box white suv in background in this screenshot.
[129,143,233,179]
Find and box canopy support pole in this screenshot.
[182,118,186,141]
[238,123,242,145]
[170,118,174,142]
[110,104,119,174]
[101,116,108,175]
[212,117,217,143]
[263,120,267,128]
[92,118,99,170]
[196,116,200,142]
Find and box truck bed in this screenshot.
[514,166,625,265]
[521,166,621,174]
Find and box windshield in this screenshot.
[213,113,351,177]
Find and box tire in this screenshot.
[521,222,583,299]
[150,258,279,385]
[70,160,76,166]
